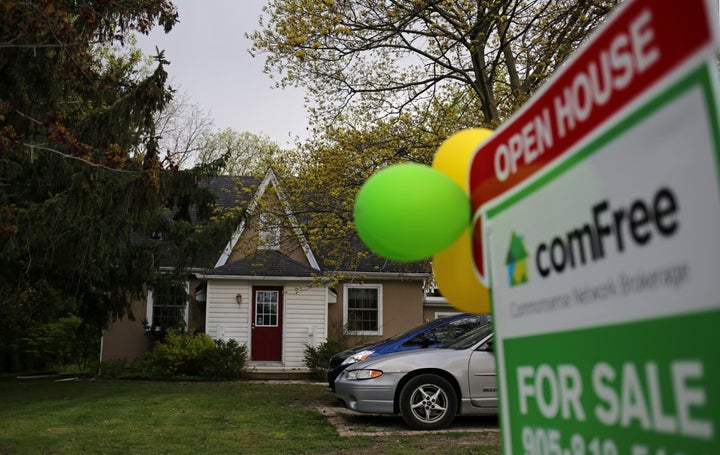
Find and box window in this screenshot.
[255,290,279,326]
[258,213,280,249]
[147,282,188,331]
[343,284,382,335]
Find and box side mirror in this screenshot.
[484,340,493,352]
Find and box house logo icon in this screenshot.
[505,231,529,286]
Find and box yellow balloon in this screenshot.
[431,128,493,314]
[433,228,491,314]
[432,128,493,192]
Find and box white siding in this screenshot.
[205,281,252,344]
[205,280,327,370]
[283,284,328,368]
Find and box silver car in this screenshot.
[334,323,496,430]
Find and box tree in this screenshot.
[153,90,216,169]
[197,130,286,176]
[245,0,622,277]
[269,106,463,277]
[249,0,619,128]
[0,1,235,371]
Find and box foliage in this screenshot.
[0,1,243,372]
[146,330,215,377]
[250,0,620,128]
[202,338,250,380]
[141,331,249,379]
[22,314,100,372]
[271,115,446,276]
[246,0,620,278]
[304,340,348,381]
[197,130,288,176]
[98,358,128,378]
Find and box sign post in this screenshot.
[469,0,720,453]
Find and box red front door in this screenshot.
[251,286,283,361]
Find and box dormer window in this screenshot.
[258,213,280,249]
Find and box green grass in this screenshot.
[0,378,500,455]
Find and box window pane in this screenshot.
[152,284,186,330]
[347,287,378,332]
[255,290,279,327]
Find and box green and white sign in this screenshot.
[468,0,720,453]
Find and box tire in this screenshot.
[399,374,458,430]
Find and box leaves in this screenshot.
[0,0,239,372]
[250,0,620,127]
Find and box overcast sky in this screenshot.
[136,1,309,147]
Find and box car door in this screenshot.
[468,336,497,407]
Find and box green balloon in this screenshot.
[354,163,470,262]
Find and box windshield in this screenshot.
[442,323,493,350]
[384,316,460,342]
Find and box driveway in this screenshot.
[318,405,500,437]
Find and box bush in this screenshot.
[304,340,348,381]
[98,358,127,378]
[23,314,100,372]
[202,339,249,380]
[137,332,249,380]
[148,330,215,377]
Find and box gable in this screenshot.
[214,170,319,271]
[205,170,429,279]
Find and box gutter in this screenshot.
[193,274,318,281]
[193,272,430,281]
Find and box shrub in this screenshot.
[98,358,127,378]
[148,330,215,377]
[304,340,348,381]
[139,332,249,380]
[202,339,249,380]
[23,314,100,372]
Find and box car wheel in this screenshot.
[399,374,458,430]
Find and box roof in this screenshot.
[200,175,259,216]
[194,173,431,278]
[201,249,320,278]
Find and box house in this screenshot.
[101,170,463,377]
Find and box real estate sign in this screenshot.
[468,0,720,453]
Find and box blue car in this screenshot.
[326,313,488,390]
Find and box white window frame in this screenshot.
[146,282,190,330]
[343,283,383,336]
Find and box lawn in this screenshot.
[0,378,500,455]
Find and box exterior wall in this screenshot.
[423,303,463,321]
[101,298,150,365]
[205,279,327,369]
[205,280,251,343]
[188,279,205,332]
[102,281,206,365]
[329,279,426,347]
[283,284,328,367]
[422,302,492,325]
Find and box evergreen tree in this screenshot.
[0,0,232,371]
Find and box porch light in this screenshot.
[236,294,242,305]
